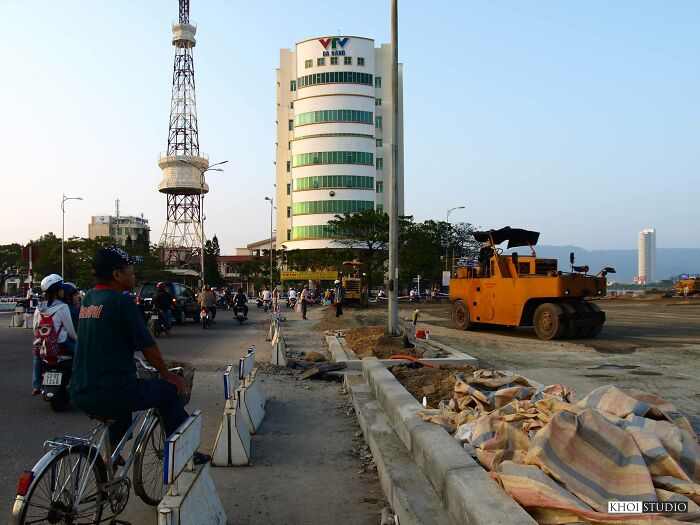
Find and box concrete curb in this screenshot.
[362,357,537,525]
[346,375,450,525]
[327,335,479,371]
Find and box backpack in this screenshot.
[33,312,63,358]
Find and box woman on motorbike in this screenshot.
[31,274,77,395]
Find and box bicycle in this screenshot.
[11,357,193,525]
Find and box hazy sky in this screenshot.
[2,1,698,252]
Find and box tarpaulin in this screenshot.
[421,370,700,524]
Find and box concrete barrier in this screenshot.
[271,318,287,366]
[211,365,251,467]
[158,411,227,524]
[362,358,537,525]
[238,347,266,434]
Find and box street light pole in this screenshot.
[387,0,400,336]
[178,159,228,287]
[61,194,83,277]
[264,197,274,290]
[445,205,466,271]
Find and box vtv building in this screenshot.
[637,228,656,284]
[276,36,404,250]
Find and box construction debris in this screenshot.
[299,362,347,380]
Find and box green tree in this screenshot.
[203,235,223,287]
[0,243,23,291]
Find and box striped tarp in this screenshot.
[421,370,700,524]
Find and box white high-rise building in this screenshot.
[637,228,656,284]
[275,36,404,250]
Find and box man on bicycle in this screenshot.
[69,246,209,464]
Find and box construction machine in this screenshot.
[341,260,369,307]
[675,277,700,296]
[449,227,615,340]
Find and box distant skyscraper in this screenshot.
[637,228,656,284]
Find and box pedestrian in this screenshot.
[300,285,309,320]
[333,279,345,317]
[31,274,77,395]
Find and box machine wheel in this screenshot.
[452,300,473,331]
[558,302,579,339]
[583,303,604,338]
[533,303,564,340]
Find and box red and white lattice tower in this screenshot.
[158,0,209,267]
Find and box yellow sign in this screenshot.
[280,270,338,281]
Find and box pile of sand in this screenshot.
[391,365,476,408]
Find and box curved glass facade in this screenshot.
[293,151,373,167]
[292,225,336,240]
[293,200,374,215]
[295,110,373,126]
[294,175,374,190]
[298,71,373,88]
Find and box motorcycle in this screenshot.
[262,299,270,313]
[41,352,73,412]
[256,297,263,309]
[200,307,212,329]
[233,305,246,324]
[147,307,165,338]
[288,296,297,309]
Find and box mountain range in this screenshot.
[510,246,700,283]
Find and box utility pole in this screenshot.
[387,0,400,336]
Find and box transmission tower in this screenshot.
[158,0,209,267]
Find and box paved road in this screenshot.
[1,303,381,523]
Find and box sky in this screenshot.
[2,1,698,252]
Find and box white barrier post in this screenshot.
[238,346,266,433]
[211,365,251,466]
[159,411,227,524]
[271,317,287,366]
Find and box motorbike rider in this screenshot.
[69,246,209,465]
[31,274,77,396]
[232,287,249,319]
[288,287,297,307]
[62,282,81,330]
[261,285,272,309]
[152,282,174,333]
[198,284,216,322]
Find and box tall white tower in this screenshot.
[158,0,209,267]
[637,228,656,284]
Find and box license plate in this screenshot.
[43,372,62,386]
[151,315,159,320]
[200,312,207,318]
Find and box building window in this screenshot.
[287,206,291,218]
[376,158,383,170]
[376,181,383,193]
[305,59,312,68]
[292,225,336,240]
[287,229,291,241]
[331,56,338,65]
[375,76,382,88]
[286,161,290,172]
[376,138,382,148]
[344,56,352,65]
[288,119,293,130]
[375,116,382,128]
[357,57,365,66]
[290,101,294,109]
[375,98,382,106]
[290,80,296,91]
[292,200,375,216]
[295,109,373,126]
[296,71,373,88]
[292,151,374,168]
[317,57,325,66]
[294,175,374,191]
[286,183,291,195]
[376,205,383,213]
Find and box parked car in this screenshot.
[135,282,199,324]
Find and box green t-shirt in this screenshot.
[69,287,155,416]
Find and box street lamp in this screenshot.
[178,159,228,287]
[264,196,274,291]
[445,205,466,271]
[61,194,83,277]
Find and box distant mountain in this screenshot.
[507,245,700,283]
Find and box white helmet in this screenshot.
[41,274,63,292]
[334,279,341,285]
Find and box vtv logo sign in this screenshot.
[319,37,349,49]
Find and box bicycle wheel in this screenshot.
[14,445,106,525]
[133,415,167,506]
